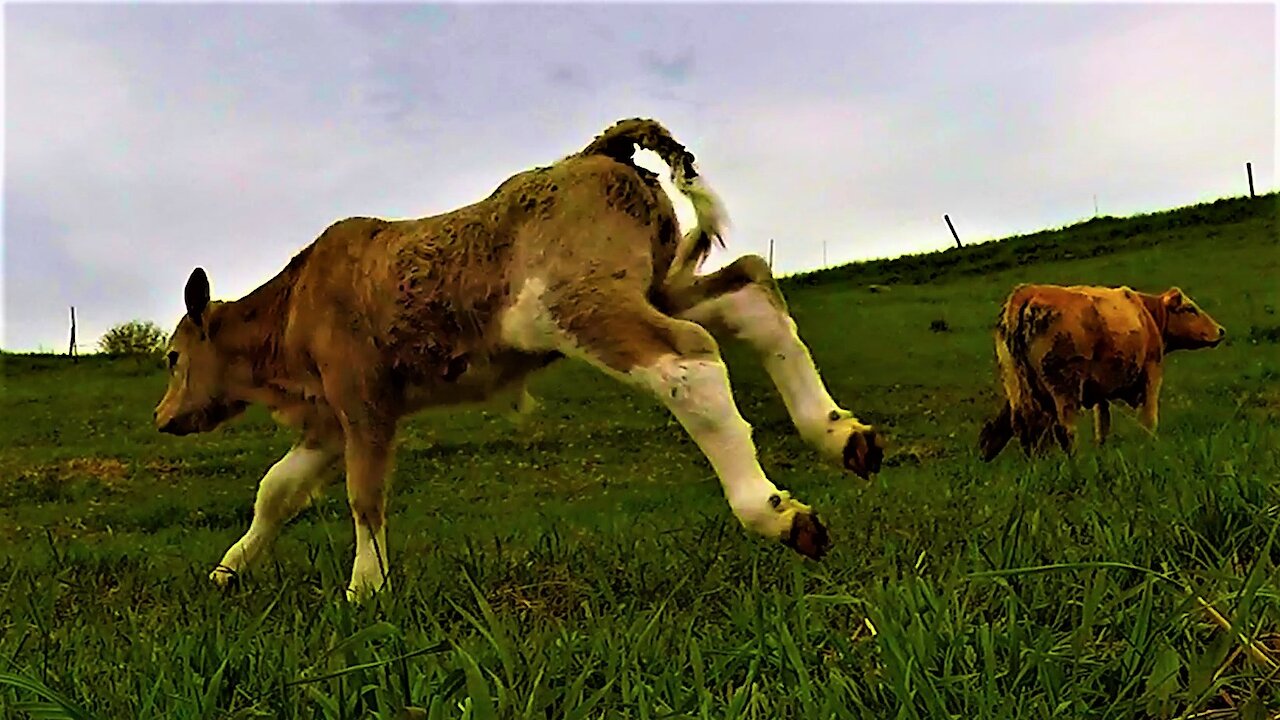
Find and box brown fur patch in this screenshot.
[1041,331,1085,401]
[556,302,718,372]
[601,168,658,223]
[656,254,781,317]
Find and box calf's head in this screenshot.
[154,268,249,435]
[1159,287,1225,351]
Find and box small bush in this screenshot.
[98,320,167,356]
[929,318,951,333]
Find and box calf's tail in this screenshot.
[987,291,1060,456]
[580,118,726,281]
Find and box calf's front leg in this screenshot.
[342,425,395,601]
[211,441,340,587]
[1138,372,1162,437]
[321,360,398,601]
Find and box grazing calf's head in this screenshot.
[1160,287,1226,351]
[154,268,249,435]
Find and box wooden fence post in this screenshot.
[944,214,962,248]
[1247,162,1255,198]
[768,238,775,270]
[69,306,78,362]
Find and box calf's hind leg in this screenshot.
[661,255,883,478]
[552,300,831,558]
[1093,401,1111,445]
[1051,394,1081,454]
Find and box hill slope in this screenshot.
[783,192,1276,289]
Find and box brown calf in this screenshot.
[979,283,1225,460]
[154,118,884,599]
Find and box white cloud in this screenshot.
[3,3,1273,351]
[4,15,590,350]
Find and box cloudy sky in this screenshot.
[4,2,1275,352]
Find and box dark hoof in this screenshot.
[843,429,884,479]
[782,512,831,560]
[209,565,240,590]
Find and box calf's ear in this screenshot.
[185,267,211,328]
[1162,287,1185,309]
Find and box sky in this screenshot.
[3,2,1275,353]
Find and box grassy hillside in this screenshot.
[782,193,1276,289]
[1,194,1277,718]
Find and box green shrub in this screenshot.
[98,319,166,356]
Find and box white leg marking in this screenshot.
[347,520,388,601]
[495,383,541,426]
[681,285,870,462]
[211,445,336,586]
[632,354,807,540]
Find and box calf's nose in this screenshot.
[156,414,178,434]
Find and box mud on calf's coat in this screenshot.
[153,117,884,600]
[979,283,1225,461]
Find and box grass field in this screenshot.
[2,194,1278,719]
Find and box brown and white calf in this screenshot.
[153,118,884,599]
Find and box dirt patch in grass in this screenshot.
[142,458,188,477]
[59,457,131,483]
[884,440,953,467]
[1235,386,1280,419]
[1,457,132,504]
